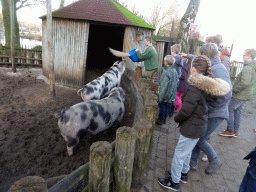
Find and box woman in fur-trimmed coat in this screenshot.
[158,56,231,191]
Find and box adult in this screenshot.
[219,49,256,137]
[205,34,231,72]
[136,36,159,82]
[190,43,232,175]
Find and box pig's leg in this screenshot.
[117,108,125,123]
[61,133,69,142]
[66,138,79,156]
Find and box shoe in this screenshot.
[180,173,188,183]
[202,154,208,162]
[219,129,235,137]
[205,158,223,175]
[190,160,198,171]
[167,171,188,184]
[233,131,238,138]
[156,118,165,125]
[158,177,180,191]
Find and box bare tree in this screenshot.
[147,0,180,36]
[10,0,16,72]
[1,0,44,47]
[176,0,200,53]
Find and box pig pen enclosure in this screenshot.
[0,66,136,191]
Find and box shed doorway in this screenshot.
[84,24,125,84]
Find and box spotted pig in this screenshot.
[58,87,125,156]
[77,61,125,101]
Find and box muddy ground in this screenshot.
[0,67,134,191]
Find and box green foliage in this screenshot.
[20,33,36,40]
[111,0,155,30]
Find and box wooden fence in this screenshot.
[0,45,42,67]
[8,78,158,192]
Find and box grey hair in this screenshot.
[200,43,220,59]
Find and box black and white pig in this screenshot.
[58,87,125,156]
[77,61,126,101]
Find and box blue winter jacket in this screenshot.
[174,55,183,78]
[208,57,232,120]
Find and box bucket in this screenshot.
[129,49,139,62]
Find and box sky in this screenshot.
[14,0,256,62]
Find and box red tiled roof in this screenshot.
[40,0,154,29]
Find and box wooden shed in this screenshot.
[40,0,156,88]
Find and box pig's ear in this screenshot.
[114,60,119,65]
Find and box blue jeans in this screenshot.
[158,102,170,119]
[227,98,247,132]
[171,135,199,183]
[191,118,224,163]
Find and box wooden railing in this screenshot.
[230,61,244,79]
[0,45,42,67]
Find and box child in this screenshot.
[174,61,188,113]
[171,44,183,78]
[155,55,179,125]
[158,56,231,191]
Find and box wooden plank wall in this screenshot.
[123,27,152,74]
[42,19,89,88]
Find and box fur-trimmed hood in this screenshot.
[188,73,231,97]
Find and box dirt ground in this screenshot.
[0,67,134,191]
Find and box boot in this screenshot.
[156,118,165,125]
[205,158,222,175]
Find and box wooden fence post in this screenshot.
[144,101,158,129]
[28,51,33,64]
[22,51,26,65]
[113,127,137,192]
[3,50,8,67]
[38,52,42,65]
[144,101,158,153]
[8,176,48,192]
[89,141,112,192]
[133,119,153,173]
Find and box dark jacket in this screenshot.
[174,73,231,139]
[174,55,183,78]
[177,61,188,92]
[239,147,256,192]
[157,65,179,103]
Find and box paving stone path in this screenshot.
[131,99,256,192]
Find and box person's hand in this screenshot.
[180,53,188,58]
